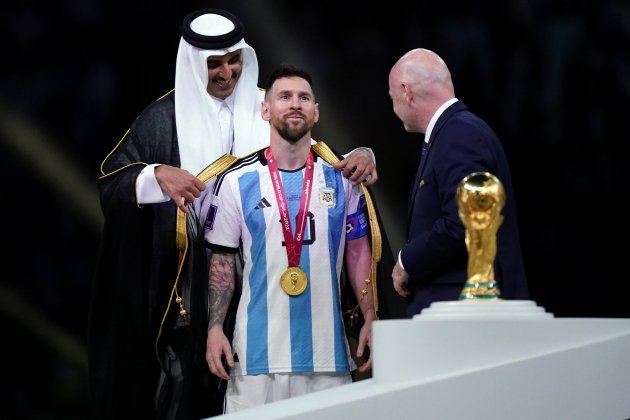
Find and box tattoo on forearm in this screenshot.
[208,253,235,329]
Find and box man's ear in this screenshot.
[402,83,412,103]
[261,100,270,121]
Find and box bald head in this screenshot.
[393,48,454,97]
[388,48,455,134]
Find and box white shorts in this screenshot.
[224,372,352,413]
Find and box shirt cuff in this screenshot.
[136,164,170,204]
[398,250,405,271]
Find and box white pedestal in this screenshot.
[207,300,630,419]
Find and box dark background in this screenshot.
[1,0,629,418]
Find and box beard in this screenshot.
[275,119,312,144]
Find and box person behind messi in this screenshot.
[203,63,375,413]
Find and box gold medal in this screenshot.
[280,267,308,296]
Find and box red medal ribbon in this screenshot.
[265,148,314,267]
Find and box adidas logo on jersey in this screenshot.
[254,197,272,210]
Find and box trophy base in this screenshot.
[414,300,553,320]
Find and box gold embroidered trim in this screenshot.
[311,141,381,318]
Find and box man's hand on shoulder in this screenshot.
[332,147,378,186]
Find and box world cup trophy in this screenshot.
[456,172,505,300]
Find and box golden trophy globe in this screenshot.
[457,172,505,301]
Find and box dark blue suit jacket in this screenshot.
[402,100,529,317]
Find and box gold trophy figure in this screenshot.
[457,172,505,300]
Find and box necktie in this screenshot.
[420,141,428,163]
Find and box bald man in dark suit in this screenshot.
[388,48,529,317]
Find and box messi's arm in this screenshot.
[344,235,375,372]
[206,251,236,380]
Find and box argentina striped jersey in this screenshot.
[204,148,367,375]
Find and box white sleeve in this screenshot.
[136,164,170,204]
[204,176,242,249]
[345,182,368,240]
[347,183,364,214]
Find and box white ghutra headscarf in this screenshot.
[175,9,270,176]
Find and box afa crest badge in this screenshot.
[319,187,335,208]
